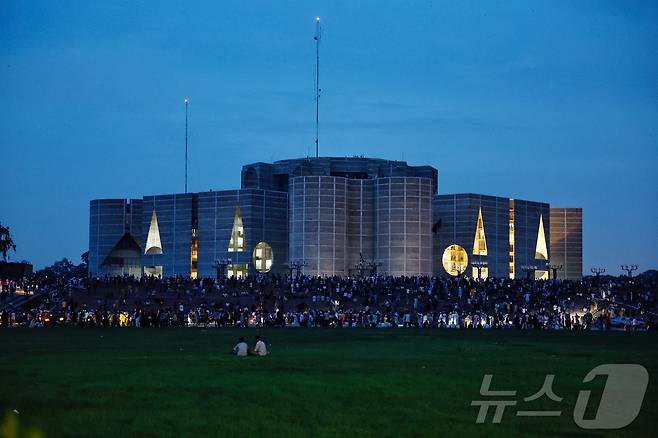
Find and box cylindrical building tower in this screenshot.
[375,177,433,276]
[289,176,348,276]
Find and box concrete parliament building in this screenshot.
[89,157,583,280]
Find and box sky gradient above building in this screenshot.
[1,0,657,273]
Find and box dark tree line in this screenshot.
[34,252,88,281]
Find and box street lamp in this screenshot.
[590,267,606,286]
[621,264,638,278]
[285,260,307,295]
[590,267,606,277]
[354,253,368,278]
[521,265,537,280]
[472,259,488,280]
[353,253,382,277]
[213,258,231,279]
[366,260,382,277]
[287,260,308,278]
[548,264,563,280]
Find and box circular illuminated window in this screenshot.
[252,242,274,273]
[442,244,468,276]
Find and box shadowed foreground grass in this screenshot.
[0,329,656,437]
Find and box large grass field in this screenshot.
[0,329,656,437]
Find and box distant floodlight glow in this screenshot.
[316,16,320,21]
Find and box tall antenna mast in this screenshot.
[184,98,189,193]
[314,16,321,158]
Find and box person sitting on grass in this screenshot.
[233,337,248,356]
[251,335,268,356]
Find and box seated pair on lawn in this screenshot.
[233,335,268,356]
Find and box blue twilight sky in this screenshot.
[1,0,657,273]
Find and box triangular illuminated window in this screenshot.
[228,207,245,252]
[535,214,548,260]
[473,208,488,256]
[144,210,163,255]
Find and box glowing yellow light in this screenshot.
[227,263,249,279]
[473,208,488,256]
[442,244,468,276]
[228,207,246,252]
[472,266,489,280]
[145,210,163,255]
[535,214,548,260]
[190,228,198,279]
[252,242,274,273]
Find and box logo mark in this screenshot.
[573,364,648,429]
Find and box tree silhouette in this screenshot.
[0,222,17,262]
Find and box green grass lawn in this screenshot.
[0,329,656,437]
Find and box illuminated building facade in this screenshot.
[549,208,583,280]
[195,189,288,278]
[88,157,582,280]
[243,157,437,277]
[140,194,193,277]
[432,194,551,279]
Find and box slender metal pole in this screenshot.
[184,98,189,193]
[314,17,321,158]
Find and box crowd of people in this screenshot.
[1,277,46,302]
[1,271,656,330]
